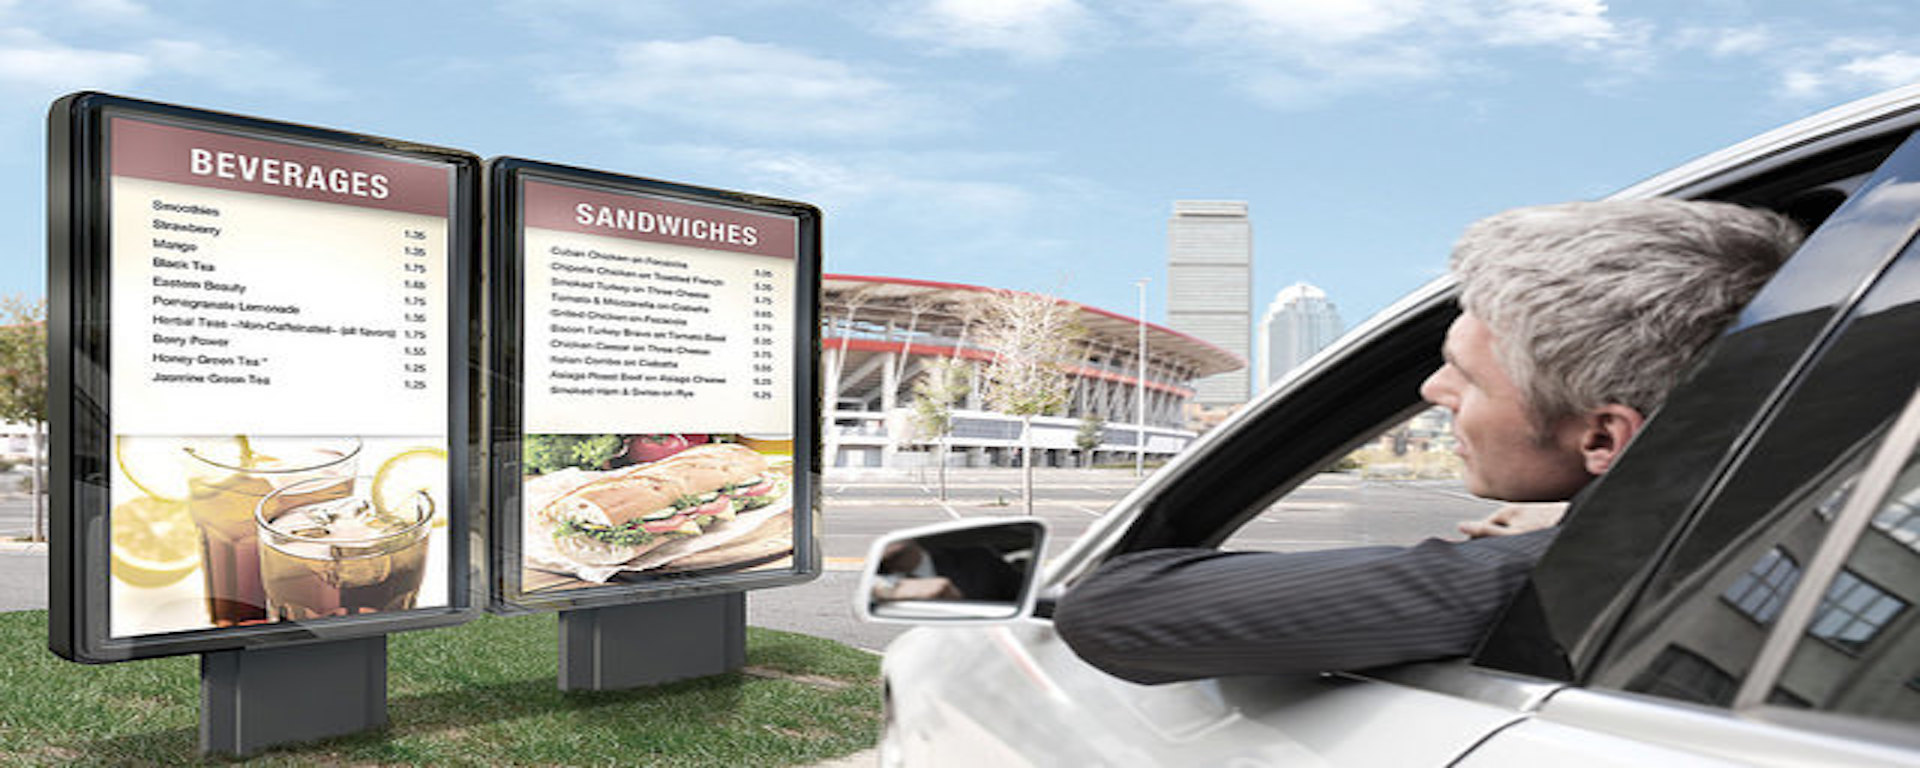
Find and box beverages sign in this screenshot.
[50,93,479,661]
[488,160,821,610]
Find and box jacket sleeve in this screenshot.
[1051,530,1557,684]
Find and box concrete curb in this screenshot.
[805,748,879,767]
[0,540,47,554]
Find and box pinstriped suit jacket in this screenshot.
[1052,529,1558,684]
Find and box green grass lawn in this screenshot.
[0,611,882,766]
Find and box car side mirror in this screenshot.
[857,518,1048,624]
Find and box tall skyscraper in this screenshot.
[1259,282,1343,389]
[1166,200,1252,408]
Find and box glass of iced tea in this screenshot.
[254,475,432,622]
[185,438,360,627]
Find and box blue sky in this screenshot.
[4,0,1917,331]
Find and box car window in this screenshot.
[1586,234,1920,699]
[1111,289,1455,554]
[1220,407,1498,553]
[1588,420,1884,705]
[1768,432,1920,724]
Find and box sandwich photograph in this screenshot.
[518,433,796,592]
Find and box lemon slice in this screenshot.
[373,447,448,527]
[115,435,251,501]
[109,495,200,588]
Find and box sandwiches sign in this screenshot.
[501,164,818,603]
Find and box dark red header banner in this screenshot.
[109,116,452,217]
[522,179,796,259]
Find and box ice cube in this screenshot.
[301,496,370,529]
[326,549,390,586]
[366,511,414,534]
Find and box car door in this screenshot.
[1454,384,1920,766]
[880,95,1920,767]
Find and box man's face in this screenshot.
[1419,313,1594,502]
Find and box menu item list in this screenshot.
[104,116,455,637]
[109,117,451,437]
[517,179,800,590]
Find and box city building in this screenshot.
[1259,282,1344,390]
[822,274,1243,469]
[0,422,35,461]
[1166,200,1252,421]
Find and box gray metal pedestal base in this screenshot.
[558,593,746,691]
[200,636,388,756]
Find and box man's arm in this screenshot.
[1052,530,1556,684]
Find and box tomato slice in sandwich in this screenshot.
[731,479,776,497]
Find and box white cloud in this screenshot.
[1776,39,1920,102]
[0,1,338,99]
[142,38,340,98]
[68,0,148,20]
[1471,0,1617,48]
[1178,0,1419,46]
[681,145,1043,217]
[0,27,147,91]
[1674,25,1774,58]
[880,0,1096,63]
[1137,0,1649,107]
[1163,0,1627,50]
[552,36,952,140]
[660,144,1108,278]
[1839,52,1920,88]
[493,0,690,38]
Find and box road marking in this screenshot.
[1267,501,1352,510]
[1068,503,1104,517]
[916,482,965,520]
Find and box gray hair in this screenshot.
[1452,198,1802,425]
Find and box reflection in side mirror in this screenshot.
[858,518,1048,624]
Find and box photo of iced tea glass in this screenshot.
[255,475,432,622]
[185,437,360,627]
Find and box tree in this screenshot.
[978,289,1082,514]
[909,357,970,500]
[1075,412,1106,470]
[0,297,47,541]
[821,288,871,471]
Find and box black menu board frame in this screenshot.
[48,92,481,663]
[486,157,822,613]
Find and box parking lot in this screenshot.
[1,466,1498,653]
[815,465,1495,561]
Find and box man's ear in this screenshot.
[1576,404,1646,475]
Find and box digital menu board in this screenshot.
[489,159,820,610]
[49,93,478,662]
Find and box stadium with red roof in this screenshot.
[824,274,1244,468]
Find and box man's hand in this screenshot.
[1458,502,1568,538]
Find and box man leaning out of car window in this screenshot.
[1054,198,1803,684]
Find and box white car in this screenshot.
[861,85,1920,766]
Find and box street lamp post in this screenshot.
[1135,278,1148,478]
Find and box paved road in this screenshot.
[0,542,48,612]
[2,468,1496,655]
[0,494,43,540]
